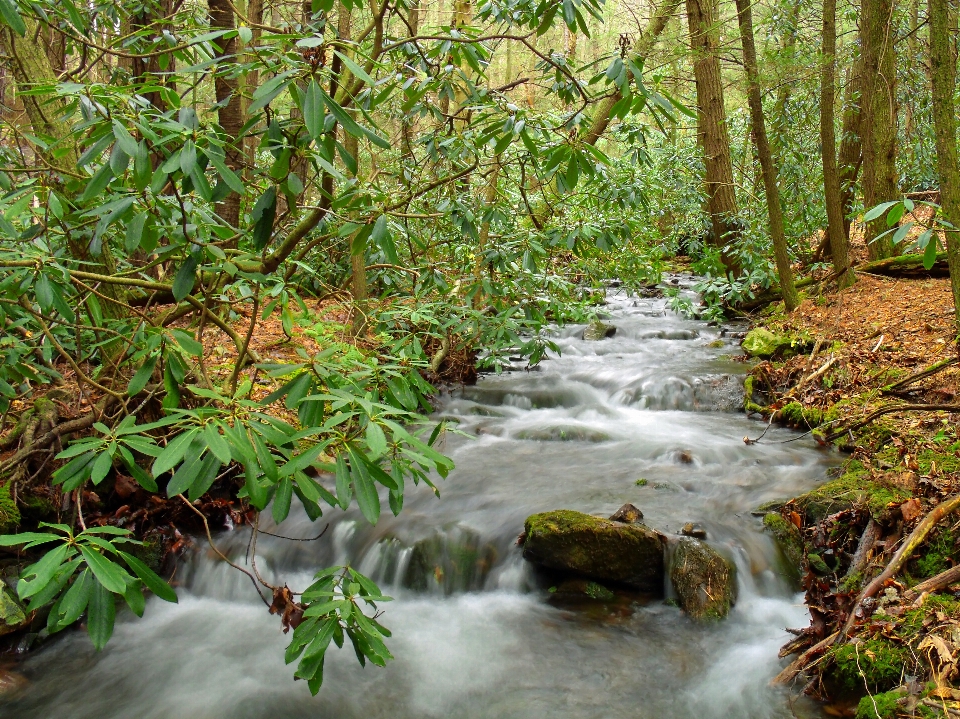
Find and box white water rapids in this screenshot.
[2,278,835,718]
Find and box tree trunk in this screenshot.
[821,0,855,287]
[209,0,243,230]
[837,53,865,243]
[686,0,741,275]
[929,0,960,322]
[859,0,898,260]
[734,0,798,310]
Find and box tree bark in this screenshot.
[929,0,960,323]
[209,0,243,230]
[735,0,797,310]
[686,0,741,275]
[821,0,855,287]
[838,54,865,243]
[859,0,899,260]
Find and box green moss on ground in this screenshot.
[778,401,825,428]
[743,375,766,414]
[854,690,905,719]
[793,461,911,522]
[830,639,911,694]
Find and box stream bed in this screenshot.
[2,278,835,719]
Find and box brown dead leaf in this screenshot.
[901,498,923,522]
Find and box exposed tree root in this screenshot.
[841,493,960,637]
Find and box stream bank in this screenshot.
[741,273,960,718]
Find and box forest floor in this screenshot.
[745,269,960,718]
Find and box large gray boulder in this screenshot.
[521,510,665,592]
[670,537,737,620]
[582,321,616,341]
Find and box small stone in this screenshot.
[681,523,707,539]
[675,450,694,464]
[610,503,644,524]
[0,669,27,697]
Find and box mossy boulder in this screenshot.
[763,512,804,574]
[582,320,616,341]
[854,690,906,719]
[521,510,665,592]
[741,328,810,359]
[0,584,27,636]
[670,537,737,620]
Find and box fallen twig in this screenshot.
[772,631,841,686]
[823,403,960,442]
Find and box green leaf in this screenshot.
[112,120,139,157]
[187,452,221,501]
[272,477,293,524]
[335,453,352,509]
[348,447,379,524]
[118,551,177,603]
[365,422,387,457]
[318,87,390,149]
[80,163,114,203]
[18,543,72,600]
[304,80,325,141]
[171,329,203,357]
[123,578,146,617]
[87,579,116,650]
[204,423,232,464]
[204,150,245,196]
[172,255,198,302]
[49,569,93,631]
[165,444,205,497]
[333,50,374,86]
[863,200,900,223]
[125,212,148,254]
[0,532,62,547]
[89,451,114,485]
[179,139,198,176]
[249,71,296,114]
[152,428,199,476]
[0,0,26,36]
[923,234,939,270]
[251,186,277,250]
[79,545,130,594]
[127,355,158,396]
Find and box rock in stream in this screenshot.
[520,509,665,592]
[669,537,737,620]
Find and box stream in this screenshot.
[2,277,836,719]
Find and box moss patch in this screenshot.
[763,512,804,573]
[792,461,911,522]
[0,481,20,533]
[778,401,825,429]
[854,690,906,719]
[830,638,911,694]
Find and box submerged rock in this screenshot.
[762,512,804,573]
[0,668,27,697]
[403,526,498,594]
[582,321,616,341]
[0,585,26,636]
[670,538,737,620]
[681,522,707,539]
[609,503,644,524]
[521,510,665,592]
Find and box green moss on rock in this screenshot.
[0,482,20,533]
[669,537,737,620]
[742,328,812,359]
[778,401,825,429]
[522,510,665,592]
[762,512,804,573]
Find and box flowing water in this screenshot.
[2,278,835,719]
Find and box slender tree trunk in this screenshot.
[337,3,367,335]
[209,0,243,230]
[735,0,797,310]
[242,0,264,170]
[581,0,681,146]
[859,0,898,259]
[821,0,855,287]
[838,54,865,243]
[686,0,741,275]
[929,0,960,323]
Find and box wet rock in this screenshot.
[675,450,694,464]
[670,537,737,620]
[403,526,498,594]
[582,321,616,341]
[0,585,26,636]
[0,668,27,697]
[681,523,707,539]
[521,510,665,592]
[762,512,804,573]
[610,503,644,524]
[552,578,615,601]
